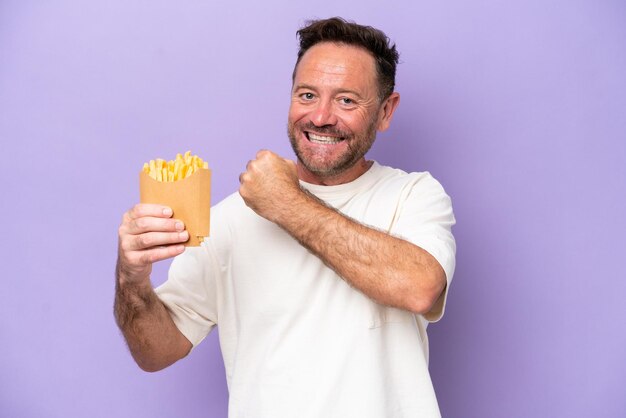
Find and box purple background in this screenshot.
[1,1,625,417]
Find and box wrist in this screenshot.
[115,260,152,291]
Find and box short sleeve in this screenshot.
[392,173,456,322]
[155,245,219,347]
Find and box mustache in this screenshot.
[300,122,350,138]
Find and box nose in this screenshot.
[309,99,337,127]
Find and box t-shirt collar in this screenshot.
[299,161,382,199]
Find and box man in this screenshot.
[116,17,456,417]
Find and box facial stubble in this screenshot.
[287,116,379,180]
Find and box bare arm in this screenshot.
[275,190,444,313]
[239,151,446,314]
[114,204,193,372]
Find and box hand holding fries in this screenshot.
[116,151,211,285]
[117,204,189,286]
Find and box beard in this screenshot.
[287,117,378,179]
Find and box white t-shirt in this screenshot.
[156,162,456,418]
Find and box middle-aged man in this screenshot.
[116,17,456,417]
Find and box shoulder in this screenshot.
[213,191,246,213]
[206,192,246,246]
[211,191,262,223]
[370,163,449,199]
[210,191,279,237]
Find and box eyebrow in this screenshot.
[293,83,365,100]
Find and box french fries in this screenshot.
[142,151,208,182]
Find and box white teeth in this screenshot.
[307,133,343,144]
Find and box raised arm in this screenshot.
[114,204,193,372]
[239,151,446,314]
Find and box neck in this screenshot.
[297,159,373,186]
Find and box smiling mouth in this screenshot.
[306,132,345,144]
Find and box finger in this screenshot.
[239,168,253,183]
[127,203,174,220]
[123,230,189,252]
[124,244,186,266]
[126,216,185,235]
[139,244,187,264]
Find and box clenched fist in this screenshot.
[239,150,302,223]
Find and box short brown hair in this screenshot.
[293,17,399,100]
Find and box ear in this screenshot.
[376,92,400,132]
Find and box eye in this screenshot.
[339,97,354,105]
[300,92,315,101]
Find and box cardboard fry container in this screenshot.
[139,169,211,246]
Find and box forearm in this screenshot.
[276,191,446,313]
[114,265,191,372]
